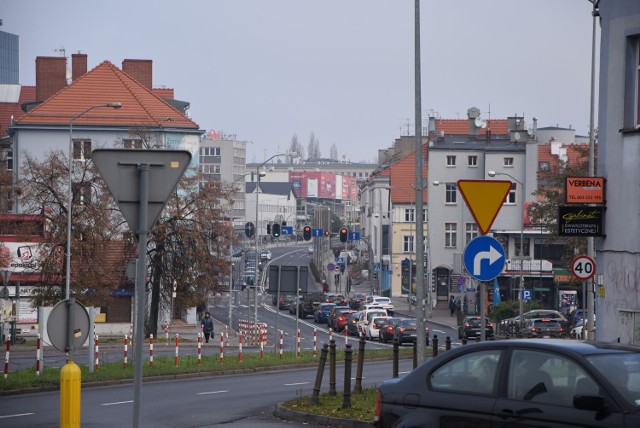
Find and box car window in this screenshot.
[587,353,640,406]
[508,349,597,407]
[430,350,502,396]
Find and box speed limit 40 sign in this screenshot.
[571,255,596,281]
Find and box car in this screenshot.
[522,318,565,338]
[500,309,569,334]
[568,308,596,326]
[349,292,367,310]
[328,306,354,332]
[346,311,361,336]
[260,249,272,260]
[313,303,336,324]
[365,316,388,341]
[378,317,404,343]
[458,315,494,340]
[357,308,388,336]
[275,293,295,310]
[328,293,348,306]
[370,296,394,315]
[288,295,303,314]
[308,245,314,254]
[392,318,430,344]
[375,339,640,427]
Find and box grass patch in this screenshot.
[0,347,413,393]
[282,387,378,422]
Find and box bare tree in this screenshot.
[289,134,305,160]
[330,143,338,161]
[307,132,321,160]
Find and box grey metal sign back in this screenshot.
[92,149,192,234]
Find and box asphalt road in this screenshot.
[0,359,415,427]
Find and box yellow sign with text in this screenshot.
[457,180,512,235]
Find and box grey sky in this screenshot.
[2,0,596,164]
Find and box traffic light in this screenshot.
[324,230,330,237]
[339,228,348,243]
[245,222,255,238]
[267,223,271,235]
[303,225,312,241]
[272,223,281,238]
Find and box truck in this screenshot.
[296,292,325,319]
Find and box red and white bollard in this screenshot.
[95,335,100,371]
[238,333,243,363]
[220,332,224,363]
[260,334,264,360]
[149,334,154,367]
[296,329,301,358]
[124,335,129,369]
[225,325,229,347]
[279,330,283,359]
[4,339,9,379]
[197,333,202,366]
[35,334,41,376]
[329,328,333,343]
[344,326,349,345]
[165,325,169,346]
[313,329,317,356]
[175,334,180,367]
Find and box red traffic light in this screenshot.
[324,230,330,237]
[339,228,348,243]
[303,225,312,241]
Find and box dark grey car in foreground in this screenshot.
[375,339,640,427]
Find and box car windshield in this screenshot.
[372,318,387,327]
[586,353,640,406]
[320,304,335,311]
[400,320,416,329]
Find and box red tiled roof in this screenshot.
[15,61,199,129]
[432,119,509,135]
[538,143,588,173]
[385,143,428,203]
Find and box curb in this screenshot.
[273,404,373,428]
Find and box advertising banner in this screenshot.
[558,206,604,237]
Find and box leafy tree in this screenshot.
[307,132,321,160]
[528,143,592,282]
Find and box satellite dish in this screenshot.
[474,117,487,128]
[514,132,522,141]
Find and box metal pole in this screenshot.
[254,167,260,328]
[414,0,427,364]
[133,163,150,428]
[586,0,599,341]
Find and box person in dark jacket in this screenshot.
[201,311,214,343]
[449,296,456,316]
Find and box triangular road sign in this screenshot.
[93,149,192,235]
[457,180,512,235]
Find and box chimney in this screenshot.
[35,56,67,102]
[122,59,152,89]
[71,53,88,81]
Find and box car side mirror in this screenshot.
[573,395,606,412]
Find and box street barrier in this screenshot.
[95,335,100,371]
[174,334,179,367]
[123,335,128,369]
[36,334,41,376]
[4,339,10,379]
[149,334,154,367]
[342,344,353,409]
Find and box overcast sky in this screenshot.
[2,0,597,164]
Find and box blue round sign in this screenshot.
[327,263,335,272]
[463,236,505,281]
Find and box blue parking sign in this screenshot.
[522,290,532,300]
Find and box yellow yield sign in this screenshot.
[457,180,512,235]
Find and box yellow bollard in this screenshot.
[60,361,81,427]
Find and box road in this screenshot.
[0,359,416,427]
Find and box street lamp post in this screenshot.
[66,102,121,352]
[488,170,525,330]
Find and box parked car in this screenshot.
[522,318,565,338]
[568,308,596,326]
[365,316,389,341]
[308,245,314,254]
[346,312,361,336]
[378,317,403,343]
[313,303,336,324]
[327,305,351,331]
[392,318,429,344]
[375,339,640,427]
[500,309,569,334]
[458,316,494,340]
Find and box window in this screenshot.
[201,164,221,174]
[539,161,550,171]
[201,147,221,156]
[468,155,478,167]
[503,157,514,167]
[505,183,517,204]
[431,350,502,395]
[123,139,143,149]
[422,209,427,222]
[465,223,479,246]
[445,183,457,204]
[446,155,456,167]
[445,223,457,248]
[403,236,414,253]
[515,237,530,257]
[73,139,91,160]
[404,208,415,222]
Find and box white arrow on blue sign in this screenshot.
[312,228,323,237]
[281,226,293,235]
[348,231,360,241]
[463,236,505,281]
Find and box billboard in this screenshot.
[1,242,43,273]
[558,206,604,237]
[565,177,605,204]
[289,172,357,201]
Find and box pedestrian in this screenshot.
[449,296,456,316]
[201,311,214,343]
[322,279,328,294]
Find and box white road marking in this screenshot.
[0,413,35,419]
[102,400,133,406]
[197,390,229,395]
[284,382,309,386]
